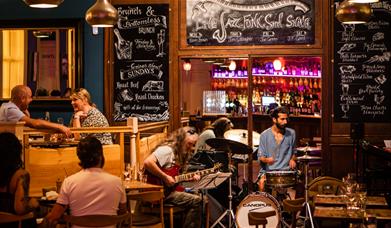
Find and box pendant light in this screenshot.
[183,59,192,72]
[85,0,118,28]
[336,0,372,24]
[348,0,378,3]
[23,0,63,8]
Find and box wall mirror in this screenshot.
[0,19,82,100]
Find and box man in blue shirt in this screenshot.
[257,106,297,191]
[0,85,71,137]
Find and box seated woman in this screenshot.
[194,117,233,152]
[70,88,113,145]
[0,132,39,228]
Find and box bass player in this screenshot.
[143,126,202,228]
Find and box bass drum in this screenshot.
[236,192,280,228]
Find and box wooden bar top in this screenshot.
[314,206,391,221]
[314,195,388,208]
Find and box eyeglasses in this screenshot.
[187,129,196,135]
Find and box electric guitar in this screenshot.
[146,163,222,196]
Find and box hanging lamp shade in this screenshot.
[336,0,372,24]
[23,0,63,8]
[348,0,378,3]
[85,0,118,28]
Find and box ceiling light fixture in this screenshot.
[336,0,372,24]
[348,0,378,3]
[85,0,118,28]
[33,31,52,38]
[273,59,283,71]
[228,60,237,71]
[23,0,63,8]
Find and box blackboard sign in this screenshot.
[186,0,315,46]
[334,1,391,122]
[113,4,169,122]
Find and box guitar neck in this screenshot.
[175,167,216,183]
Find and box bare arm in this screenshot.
[259,155,275,165]
[20,116,71,137]
[45,203,67,227]
[13,170,38,215]
[143,154,175,186]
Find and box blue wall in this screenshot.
[0,0,105,110]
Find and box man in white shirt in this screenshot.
[0,85,70,136]
[45,136,127,228]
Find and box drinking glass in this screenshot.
[123,163,131,181]
[356,183,367,215]
[57,117,64,125]
[341,104,350,118]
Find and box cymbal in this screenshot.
[296,146,321,152]
[206,138,253,154]
[224,129,260,146]
[297,154,322,161]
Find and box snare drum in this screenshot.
[266,170,297,188]
[236,192,280,228]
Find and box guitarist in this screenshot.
[144,126,202,228]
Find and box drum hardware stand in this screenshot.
[298,151,315,228]
[211,148,237,228]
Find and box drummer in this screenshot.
[257,106,297,191]
[194,117,234,153]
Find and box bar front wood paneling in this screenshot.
[22,126,137,196]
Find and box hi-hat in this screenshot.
[224,129,260,146]
[296,146,321,152]
[206,138,253,154]
[297,154,322,161]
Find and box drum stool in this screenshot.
[282,198,305,228]
[248,211,276,228]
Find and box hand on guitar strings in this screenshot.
[164,175,176,187]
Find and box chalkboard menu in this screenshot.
[113,4,169,122]
[334,1,391,122]
[186,0,315,46]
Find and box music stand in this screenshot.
[192,173,231,228]
[192,172,232,191]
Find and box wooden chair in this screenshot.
[308,176,345,200]
[248,211,276,228]
[282,198,305,228]
[127,191,164,228]
[62,212,130,227]
[0,212,34,228]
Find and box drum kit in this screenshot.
[204,130,321,228]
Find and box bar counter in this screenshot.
[190,114,321,142]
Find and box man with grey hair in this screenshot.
[0,85,71,136]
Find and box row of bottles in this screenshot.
[233,90,321,116]
[211,77,321,91]
[212,62,322,78]
[253,62,321,76]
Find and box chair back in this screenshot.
[62,212,130,227]
[308,176,345,199]
[127,190,164,227]
[0,212,34,228]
